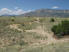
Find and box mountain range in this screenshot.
[22,9,69,17]
[1,9,69,17]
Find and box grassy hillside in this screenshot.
[0,16,69,52]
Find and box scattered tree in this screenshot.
[52,20,69,38]
[11,17,15,22]
[50,18,55,22]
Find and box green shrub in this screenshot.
[11,17,15,22]
[19,40,28,46]
[50,18,55,22]
[52,20,69,38]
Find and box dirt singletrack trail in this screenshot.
[9,24,23,32]
[20,25,69,52]
[26,25,69,45]
[9,24,69,45]
[26,26,55,44]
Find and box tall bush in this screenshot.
[52,20,69,38]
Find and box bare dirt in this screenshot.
[8,24,69,47]
[26,25,69,46]
[9,24,23,32]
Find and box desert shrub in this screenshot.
[27,16,30,18]
[39,18,44,23]
[22,23,25,26]
[19,40,28,46]
[11,17,15,22]
[50,18,55,22]
[52,20,69,38]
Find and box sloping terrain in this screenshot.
[26,25,69,45]
[0,17,69,52]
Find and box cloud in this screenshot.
[0,8,32,16]
[0,8,12,15]
[52,6,59,9]
[12,9,25,15]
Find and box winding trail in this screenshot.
[26,25,69,45]
[9,24,69,46]
[20,25,69,52]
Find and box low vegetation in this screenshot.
[22,42,69,52]
[50,18,55,22]
[52,20,69,38]
[0,16,69,52]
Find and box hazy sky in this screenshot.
[0,0,69,15]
